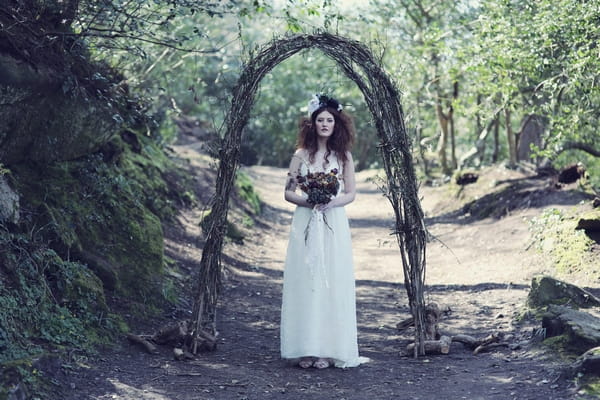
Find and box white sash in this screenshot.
[304,208,330,288]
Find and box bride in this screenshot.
[280,94,369,369]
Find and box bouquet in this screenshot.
[296,168,340,205]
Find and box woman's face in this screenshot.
[314,110,335,139]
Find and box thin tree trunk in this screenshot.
[492,114,500,163]
[476,94,484,162]
[435,103,449,173]
[449,81,458,170]
[505,107,517,167]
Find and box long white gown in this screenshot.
[280,152,368,368]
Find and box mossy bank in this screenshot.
[0,130,195,398]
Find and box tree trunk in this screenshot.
[505,107,517,166]
[449,81,458,170]
[435,103,450,173]
[492,114,500,163]
[416,125,430,177]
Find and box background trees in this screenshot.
[2,0,598,179]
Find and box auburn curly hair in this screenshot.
[296,106,355,166]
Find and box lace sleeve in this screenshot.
[285,153,305,192]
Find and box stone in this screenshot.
[0,175,19,224]
[575,210,600,231]
[528,276,600,309]
[542,305,600,350]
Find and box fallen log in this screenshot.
[126,333,158,354]
[152,321,188,345]
[450,332,510,355]
[407,335,452,355]
[451,334,479,349]
[473,342,509,355]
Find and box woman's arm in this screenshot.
[284,152,312,208]
[315,151,356,212]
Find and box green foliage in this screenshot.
[528,208,596,275]
[0,129,196,396]
[0,227,119,365]
[199,169,262,243]
[579,376,600,398]
[235,170,261,215]
[467,0,600,161]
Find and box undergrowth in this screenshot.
[0,225,125,398]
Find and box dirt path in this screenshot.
[61,151,596,400]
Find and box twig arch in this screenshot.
[190,33,428,356]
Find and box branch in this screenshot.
[410,0,432,22]
[399,0,423,27]
[558,141,600,158]
[45,30,233,53]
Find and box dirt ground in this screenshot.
[59,143,599,400]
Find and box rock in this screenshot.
[542,305,600,350]
[563,347,600,378]
[455,171,479,185]
[0,175,19,224]
[173,347,185,360]
[573,347,600,376]
[557,162,586,184]
[527,276,600,309]
[0,53,122,166]
[575,210,600,231]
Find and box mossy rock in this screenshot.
[62,262,108,317]
[0,82,120,166]
[528,276,600,309]
[10,136,167,304]
[542,305,600,352]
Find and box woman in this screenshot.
[280,94,368,369]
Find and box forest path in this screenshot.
[63,149,594,400]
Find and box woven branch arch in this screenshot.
[190,33,428,356]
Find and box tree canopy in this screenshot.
[2,0,598,183]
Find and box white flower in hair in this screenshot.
[307,94,321,116]
[307,93,343,116]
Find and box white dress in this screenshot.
[280,152,368,368]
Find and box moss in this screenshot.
[542,335,580,360]
[579,376,600,397]
[0,128,196,397]
[528,208,596,275]
[9,132,178,305]
[235,170,261,215]
[0,232,118,365]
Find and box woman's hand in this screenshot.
[314,198,337,212]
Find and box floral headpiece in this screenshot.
[307,93,343,116]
